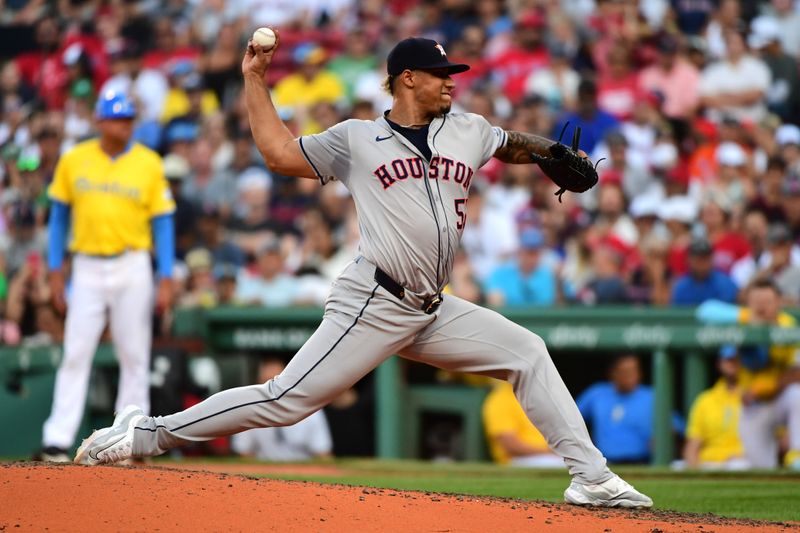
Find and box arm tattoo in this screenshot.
[494,130,555,164]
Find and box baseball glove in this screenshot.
[531,123,601,203]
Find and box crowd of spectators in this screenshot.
[1,0,800,347]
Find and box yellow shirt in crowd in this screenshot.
[737,310,800,400]
[686,379,744,463]
[482,381,549,464]
[160,88,220,123]
[49,139,175,256]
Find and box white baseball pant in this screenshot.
[42,251,153,449]
[739,384,800,468]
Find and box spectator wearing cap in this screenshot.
[552,79,620,155]
[484,228,557,307]
[161,70,220,125]
[699,28,772,124]
[162,121,199,160]
[658,195,697,276]
[700,195,751,274]
[671,237,738,305]
[490,10,550,104]
[754,223,800,304]
[273,43,345,125]
[235,237,300,308]
[162,154,197,259]
[749,17,800,123]
[682,346,748,471]
[781,172,800,240]
[194,203,245,269]
[227,167,290,257]
[177,247,217,309]
[214,263,240,306]
[639,32,701,122]
[693,141,750,207]
[775,125,800,174]
[687,116,744,190]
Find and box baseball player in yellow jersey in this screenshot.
[39,91,176,462]
[697,278,800,469]
[683,348,747,470]
[482,380,564,468]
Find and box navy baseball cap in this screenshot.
[387,38,470,76]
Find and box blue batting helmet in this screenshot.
[95,91,136,120]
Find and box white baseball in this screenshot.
[252,27,276,50]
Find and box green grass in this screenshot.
[157,458,800,523]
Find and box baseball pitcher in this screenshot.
[74,36,651,508]
[40,91,175,462]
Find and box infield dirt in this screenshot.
[1,463,797,532]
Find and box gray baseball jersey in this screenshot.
[128,111,612,485]
[299,113,506,295]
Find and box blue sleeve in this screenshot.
[695,299,740,324]
[670,278,691,305]
[576,385,596,419]
[47,201,70,270]
[722,275,739,303]
[152,213,175,278]
[537,269,557,306]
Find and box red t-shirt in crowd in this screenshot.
[597,74,639,121]
[16,50,68,110]
[491,46,549,103]
[712,232,750,273]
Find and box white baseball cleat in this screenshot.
[564,474,653,508]
[74,405,145,465]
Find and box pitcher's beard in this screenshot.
[428,104,451,120]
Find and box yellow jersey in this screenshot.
[272,72,344,134]
[482,381,550,464]
[49,139,175,256]
[160,89,220,123]
[737,310,800,399]
[686,379,744,463]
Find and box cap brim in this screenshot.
[419,61,470,74]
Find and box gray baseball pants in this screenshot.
[133,258,612,484]
[739,383,800,468]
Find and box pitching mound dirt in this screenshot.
[1,463,796,532]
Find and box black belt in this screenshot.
[374,266,443,314]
